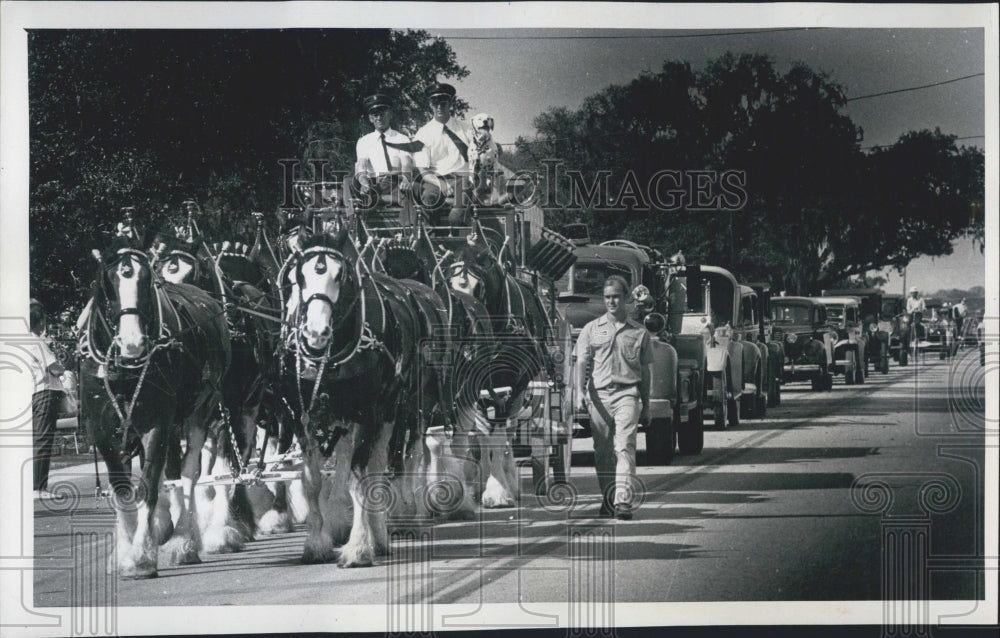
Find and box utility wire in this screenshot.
[491,72,985,147]
[439,28,815,40]
[845,73,984,102]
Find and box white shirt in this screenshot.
[26,335,64,394]
[355,128,412,176]
[906,296,926,314]
[413,117,473,177]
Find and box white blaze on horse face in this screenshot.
[299,253,342,350]
[449,265,481,297]
[161,255,194,284]
[116,256,146,358]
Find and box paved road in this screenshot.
[32,349,986,614]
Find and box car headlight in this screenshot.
[869,323,878,333]
[786,332,798,344]
[901,316,909,325]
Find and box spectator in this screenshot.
[28,299,66,499]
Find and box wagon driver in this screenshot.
[353,93,416,225]
[574,275,652,520]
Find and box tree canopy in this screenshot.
[512,53,984,295]
[29,29,468,311]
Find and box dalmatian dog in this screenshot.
[470,113,502,204]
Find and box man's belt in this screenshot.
[597,382,638,392]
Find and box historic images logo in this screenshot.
[277,158,749,213]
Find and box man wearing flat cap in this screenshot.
[412,82,475,226]
[353,93,416,224]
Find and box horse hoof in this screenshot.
[120,563,158,580]
[481,497,516,509]
[256,510,294,536]
[160,538,201,566]
[202,526,245,554]
[337,548,374,568]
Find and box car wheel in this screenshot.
[728,395,740,428]
[881,352,889,374]
[712,372,727,430]
[767,372,780,407]
[844,351,856,385]
[755,392,767,418]
[899,348,908,366]
[855,352,865,384]
[677,402,704,455]
[645,418,674,466]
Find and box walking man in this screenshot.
[574,275,652,520]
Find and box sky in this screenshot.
[428,27,987,295]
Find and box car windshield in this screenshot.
[557,261,632,295]
[825,305,844,320]
[772,304,811,324]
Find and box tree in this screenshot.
[29,29,468,310]
[514,53,984,296]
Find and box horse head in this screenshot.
[286,225,357,352]
[96,237,160,360]
[448,235,503,309]
[152,233,203,285]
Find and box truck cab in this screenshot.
[555,239,687,465]
[814,297,867,385]
[678,265,761,430]
[771,296,836,391]
[824,288,889,374]
[745,282,785,409]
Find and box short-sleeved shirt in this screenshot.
[574,314,653,390]
[25,336,64,394]
[355,128,412,176]
[413,117,473,177]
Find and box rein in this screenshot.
[280,241,395,425]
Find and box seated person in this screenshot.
[352,93,415,225]
[413,83,475,227]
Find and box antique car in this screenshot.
[745,282,785,408]
[554,237,704,464]
[883,293,912,365]
[814,297,867,384]
[770,297,836,391]
[824,288,889,374]
[677,265,762,431]
[921,298,958,360]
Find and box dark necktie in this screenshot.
[379,132,392,172]
[442,124,468,162]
